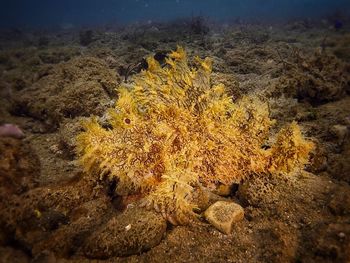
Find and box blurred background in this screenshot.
[1,0,350,28]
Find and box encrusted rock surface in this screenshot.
[83,206,167,258]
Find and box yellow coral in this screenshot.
[77,47,314,224]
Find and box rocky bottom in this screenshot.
[0,21,350,262]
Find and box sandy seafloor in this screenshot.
[0,19,350,262]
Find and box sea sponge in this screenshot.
[77,47,314,224]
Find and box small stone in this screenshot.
[204,201,244,234]
[0,123,24,139]
[292,223,299,229]
[32,250,56,263]
[214,184,231,196]
[338,232,346,238]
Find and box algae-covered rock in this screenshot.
[57,118,85,159]
[0,246,30,263]
[279,53,350,104]
[238,174,278,207]
[12,56,119,130]
[330,124,348,146]
[299,222,350,262]
[0,172,109,257]
[31,197,111,257]
[0,137,40,196]
[83,206,167,258]
[328,186,350,216]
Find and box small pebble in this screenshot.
[204,201,244,234]
[125,224,131,231]
[338,232,346,238]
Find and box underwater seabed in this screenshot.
[0,19,350,262]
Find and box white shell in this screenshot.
[125,224,132,231]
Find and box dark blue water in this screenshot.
[1,0,350,28]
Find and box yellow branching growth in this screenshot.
[76,47,314,224]
[267,121,314,174]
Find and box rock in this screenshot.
[328,186,350,215]
[278,53,349,104]
[204,201,244,234]
[308,145,328,173]
[79,30,95,46]
[31,250,56,263]
[237,174,277,207]
[0,246,30,263]
[254,221,299,262]
[58,118,85,159]
[12,56,118,130]
[0,137,40,196]
[192,187,228,212]
[0,123,24,138]
[300,223,350,262]
[83,206,167,258]
[214,184,231,196]
[330,125,348,146]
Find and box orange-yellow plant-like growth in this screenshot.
[76,47,314,224]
